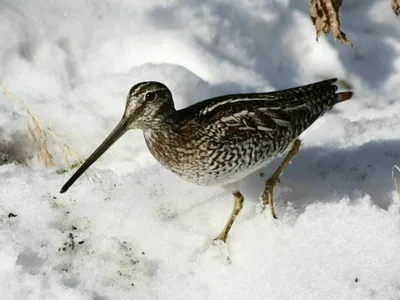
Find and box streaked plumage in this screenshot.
[60,78,352,242]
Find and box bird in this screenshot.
[60,78,352,242]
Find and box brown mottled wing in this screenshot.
[176,78,352,141]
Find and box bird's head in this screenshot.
[124,81,175,129]
[60,81,175,193]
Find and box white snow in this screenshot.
[1,0,400,299]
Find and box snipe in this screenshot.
[60,78,352,242]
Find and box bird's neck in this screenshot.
[142,122,190,172]
[142,121,179,149]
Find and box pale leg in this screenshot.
[214,191,244,242]
[261,139,301,218]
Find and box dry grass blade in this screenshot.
[310,0,353,47]
[392,0,400,15]
[0,84,84,169]
[27,115,55,167]
[392,165,400,200]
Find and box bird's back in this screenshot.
[176,78,352,142]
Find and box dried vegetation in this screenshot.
[0,85,83,170]
[310,0,399,47]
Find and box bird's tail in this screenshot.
[336,91,353,103]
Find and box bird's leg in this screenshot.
[261,139,301,218]
[214,191,244,242]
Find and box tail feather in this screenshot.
[289,79,353,137]
[337,91,353,103]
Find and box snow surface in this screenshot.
[1,0,400,299]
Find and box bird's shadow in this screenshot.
[146,0,399,90]
[288,0,399,89]
[145,0,304,89]
[240,139,400,219]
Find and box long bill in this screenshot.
[60,118,129,193]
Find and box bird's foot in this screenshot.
[258,185,278,219]
[213,232,228,243]
[208,238,231,264]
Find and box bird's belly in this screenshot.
[144,130,291,187]
[158,142,284,186]
[185,157,275,186]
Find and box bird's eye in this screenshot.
[145,92,156,102]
